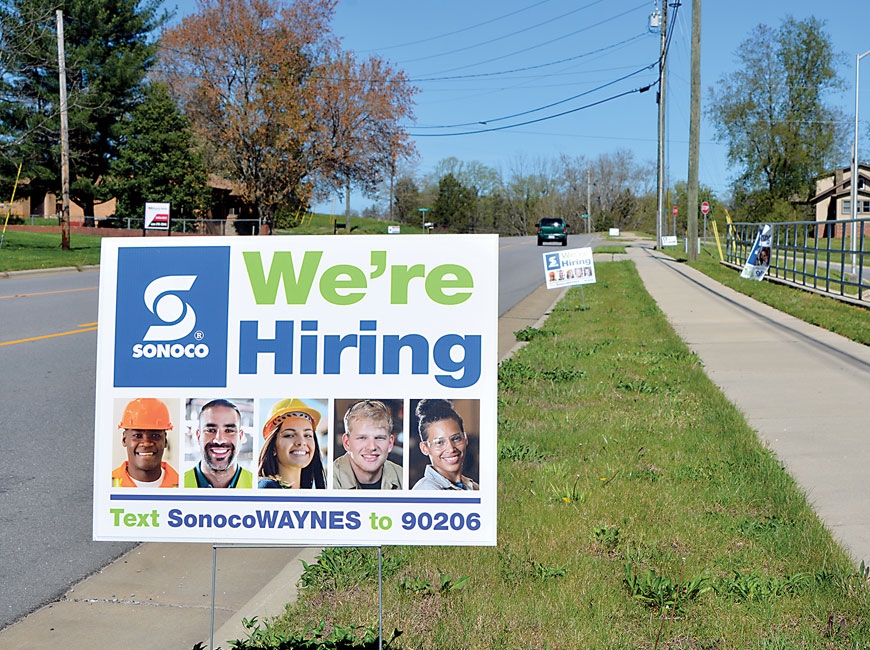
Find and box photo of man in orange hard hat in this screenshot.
[112,398,179,488]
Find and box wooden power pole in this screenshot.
[655,0,668,249]
[686,0,701,261]
[56,10,71,251]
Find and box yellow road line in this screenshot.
[0,286,97,300]
[0,326,98,347]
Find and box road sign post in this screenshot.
[418,207,430,233]
[701,201,710,243]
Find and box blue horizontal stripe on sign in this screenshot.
[110,494,481,505]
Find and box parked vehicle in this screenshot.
[536,217,568,246]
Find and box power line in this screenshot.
[411,1,650,76]
[398,0,611,65]
[409,33,648,82]
[355,0,560,53]
[408,81,657,137]
[413,62,656,129]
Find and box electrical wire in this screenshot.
[356,0,560,53]
[397,0,611,65]
[411,2,650,76]
[408,81,657,137]
[409,33,648,82]
[413,62,656,129]
[406,1,680,137]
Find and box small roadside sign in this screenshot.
[672,205,678,216]
[145,202,170,231]
[701,201,710,215]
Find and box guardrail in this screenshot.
[724,218,869,306]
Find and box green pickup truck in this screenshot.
[536,217,568,246]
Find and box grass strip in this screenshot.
[235,261,870,650]
[680,246,870,346]
[0,230,103,271]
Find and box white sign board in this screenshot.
[388,225,400,234]
[661,235,678,247]
[609,228,620,237]
[740,224,772,281]
[144,202,170,230]
[542,247,596,289]
[93,235,498,545]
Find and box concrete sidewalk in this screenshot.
[628,243,870,568]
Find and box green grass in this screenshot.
[0,230,103,271]
[277,212,406,236]
[0,214,409,272]
[233,262,870,650]
[593,245,627,254]
[677,245,870,346]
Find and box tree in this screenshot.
[707,17,846,216]
[393,175,420,224]
[105,83,211,229]
[315,50,416,199]
[0,0,167,222]
[589,150,653,232]
[501,155,554,236]
[157,0,416,233]
[432,173,474,231]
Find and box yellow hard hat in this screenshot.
[119,398,173,431]
[262,398,321,439]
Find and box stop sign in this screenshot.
[672,205,678,216]
[701,201,710,214]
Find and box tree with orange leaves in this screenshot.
[157,0,416,232]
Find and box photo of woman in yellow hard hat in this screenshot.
[257,398,327,489]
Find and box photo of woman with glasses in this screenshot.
[411,398,479,490]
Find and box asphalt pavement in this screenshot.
[2,238,868,649]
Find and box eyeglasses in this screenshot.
[423,433,466,451]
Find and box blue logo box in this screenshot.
[113,246,231,388]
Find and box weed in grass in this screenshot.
[623,563,711,614]
[397,570,469,597]
[616,378,661,394]
[497,359,539,391]
[513,326,553,342]
[592,525,621,552]
[499,544,567,585]
[498,438,547,463]
[298,547,402,592]
[397,576,432,596]
[715,568,812,603]
[549,474,587,503]
[216,617,402,650]
[497,358,586,391]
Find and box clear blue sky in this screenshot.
[166,0,870,213]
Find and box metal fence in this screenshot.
[724,218,869,306]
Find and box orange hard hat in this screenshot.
[119,398,173,431]
[262,398,321,439]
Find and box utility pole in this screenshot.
[686,0,701,261]
[586,169,592,234]
[56,10,70,251]
[655,1,668,250]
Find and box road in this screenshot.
[0,233,595,630]
[0,268,134,628]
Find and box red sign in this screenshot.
[701,201,710,214]
[672,205,678,216]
